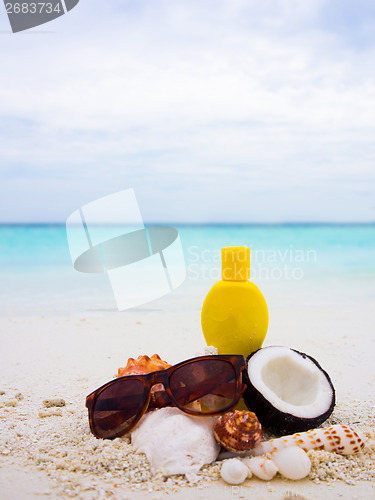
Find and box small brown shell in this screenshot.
[117,354,171,377]
[214,410,263,453]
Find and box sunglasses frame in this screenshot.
[86,354,247,439]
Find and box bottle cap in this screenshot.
[221,246,250,281]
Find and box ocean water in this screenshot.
[0,224,374,316]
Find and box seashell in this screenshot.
[251,424,365,456]
[117,353,171,377]
[220,458,249,485]
[131,407,220,475]
[117,354,171,394]
[243,456,278,481]
[214,410,263,453]
[271,447,311,480]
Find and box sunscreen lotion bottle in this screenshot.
[201,246,269,356]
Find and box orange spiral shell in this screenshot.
[117,354,171,377]
[117,354,171,394]
[214,410,263,452]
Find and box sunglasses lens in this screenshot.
[169,359,238,414]
[92,379,146,438]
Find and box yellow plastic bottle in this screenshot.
[201,246,269,357]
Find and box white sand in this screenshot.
[1,305,374,499]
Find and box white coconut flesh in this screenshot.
[248,347,333,419]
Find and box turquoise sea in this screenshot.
[0,224,374,316]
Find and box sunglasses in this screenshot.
[86,354,247,439]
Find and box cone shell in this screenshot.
[251,424,365,456]
[117,354,171,377]
[214,410,263,453]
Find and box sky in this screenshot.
[0,0,375,223]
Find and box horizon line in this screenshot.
[0,221,374,226]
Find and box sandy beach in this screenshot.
[1,304,374,499]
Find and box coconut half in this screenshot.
[242,346,335,434]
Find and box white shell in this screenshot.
[272,447,311,480]
[131,407,220,475]
[220,458,249,485]
[244,456,278,481]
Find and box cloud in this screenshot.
[0,0,374,222]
